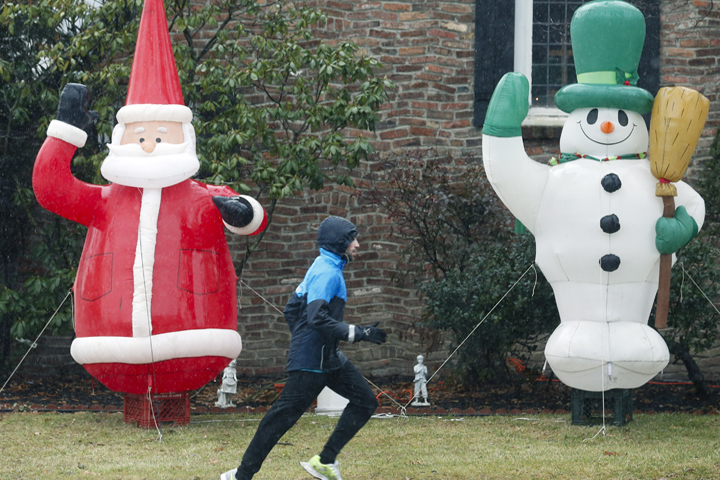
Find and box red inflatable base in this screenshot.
[124,391,191,428]
[84,356,231,394]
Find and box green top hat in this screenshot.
[554,0,654,114]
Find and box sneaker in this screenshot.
[220,468,237,480]
[301,455,343,480]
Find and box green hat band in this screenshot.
[576,68,640,86]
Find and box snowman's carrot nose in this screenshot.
[601,121,615,134]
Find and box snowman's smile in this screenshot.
[578,121,636,146]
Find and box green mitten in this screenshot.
[482,72,529,138]
[655,206,699,255]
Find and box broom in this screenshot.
[649,86,709,329]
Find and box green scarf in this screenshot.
[548,152,646,166]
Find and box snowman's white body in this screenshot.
[483,108,705,391]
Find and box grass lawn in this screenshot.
[0,411,718,479]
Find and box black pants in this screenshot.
[236,361,378,480]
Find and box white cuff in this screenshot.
[347,324,356,343]
[223,195,265,235]
[47,120,87,148]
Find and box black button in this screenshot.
[600,254,621,272]
[601,173,621,192]
[600,214,620,234]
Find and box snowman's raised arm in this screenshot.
[481,73,549,233]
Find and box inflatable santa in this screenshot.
[482,0,705,391]
[33,0,266,394]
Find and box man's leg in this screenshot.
[235,371,326,479]
[317,361,377,465]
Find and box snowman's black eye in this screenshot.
[587,108,598,125]
[618,110,629,127]
[139,138,145,143]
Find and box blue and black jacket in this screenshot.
[284,217,360,372]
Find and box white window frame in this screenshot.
[515,0,569,127]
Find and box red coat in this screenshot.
[34,134,259,394]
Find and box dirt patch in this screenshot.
[1,372,718,414]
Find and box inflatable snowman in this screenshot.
[482,0,704,392]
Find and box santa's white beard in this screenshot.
[102,142,200,188]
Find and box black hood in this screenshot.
[317,216,358,257]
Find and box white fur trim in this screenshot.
[117,104,193,124]
[132,188,162,337]
[70,329,243,364]
[223,195,265,235]
[47,120,87,148]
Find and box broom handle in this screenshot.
[655,195,675,330]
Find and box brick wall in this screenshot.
[661,0,720,178]
[228,0,486,379]
[231,172,451,378]
[12,335,85,379]
[318,0,480,157]
[15,0,720,385]
[232,0,720,381]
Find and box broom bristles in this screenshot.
[649,87,709,189]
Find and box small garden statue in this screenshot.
[216,360,238,408]
[412,355,430,406]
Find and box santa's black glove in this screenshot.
[212,196,254,228]
[357,321,387,345]
[56,83,98,132]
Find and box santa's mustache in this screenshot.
[106,141,189,157]
[101,142,200,189]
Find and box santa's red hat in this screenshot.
[116,0,192,125]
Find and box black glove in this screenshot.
[212,196,254,228]
[56,83,98,132]
[358,321,387,345]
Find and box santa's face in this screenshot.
[559,107,649,159]
[101,120,200,189]
[121,121,185,152]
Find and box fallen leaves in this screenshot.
[1,373,718,414]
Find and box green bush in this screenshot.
[656,126,720,396]
[655,234,720,396]
[696,127,720,235]
[421,234,558,385]
[364,152,558,386]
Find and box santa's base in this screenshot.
[571,388,634,427]
[123,391,191,428]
